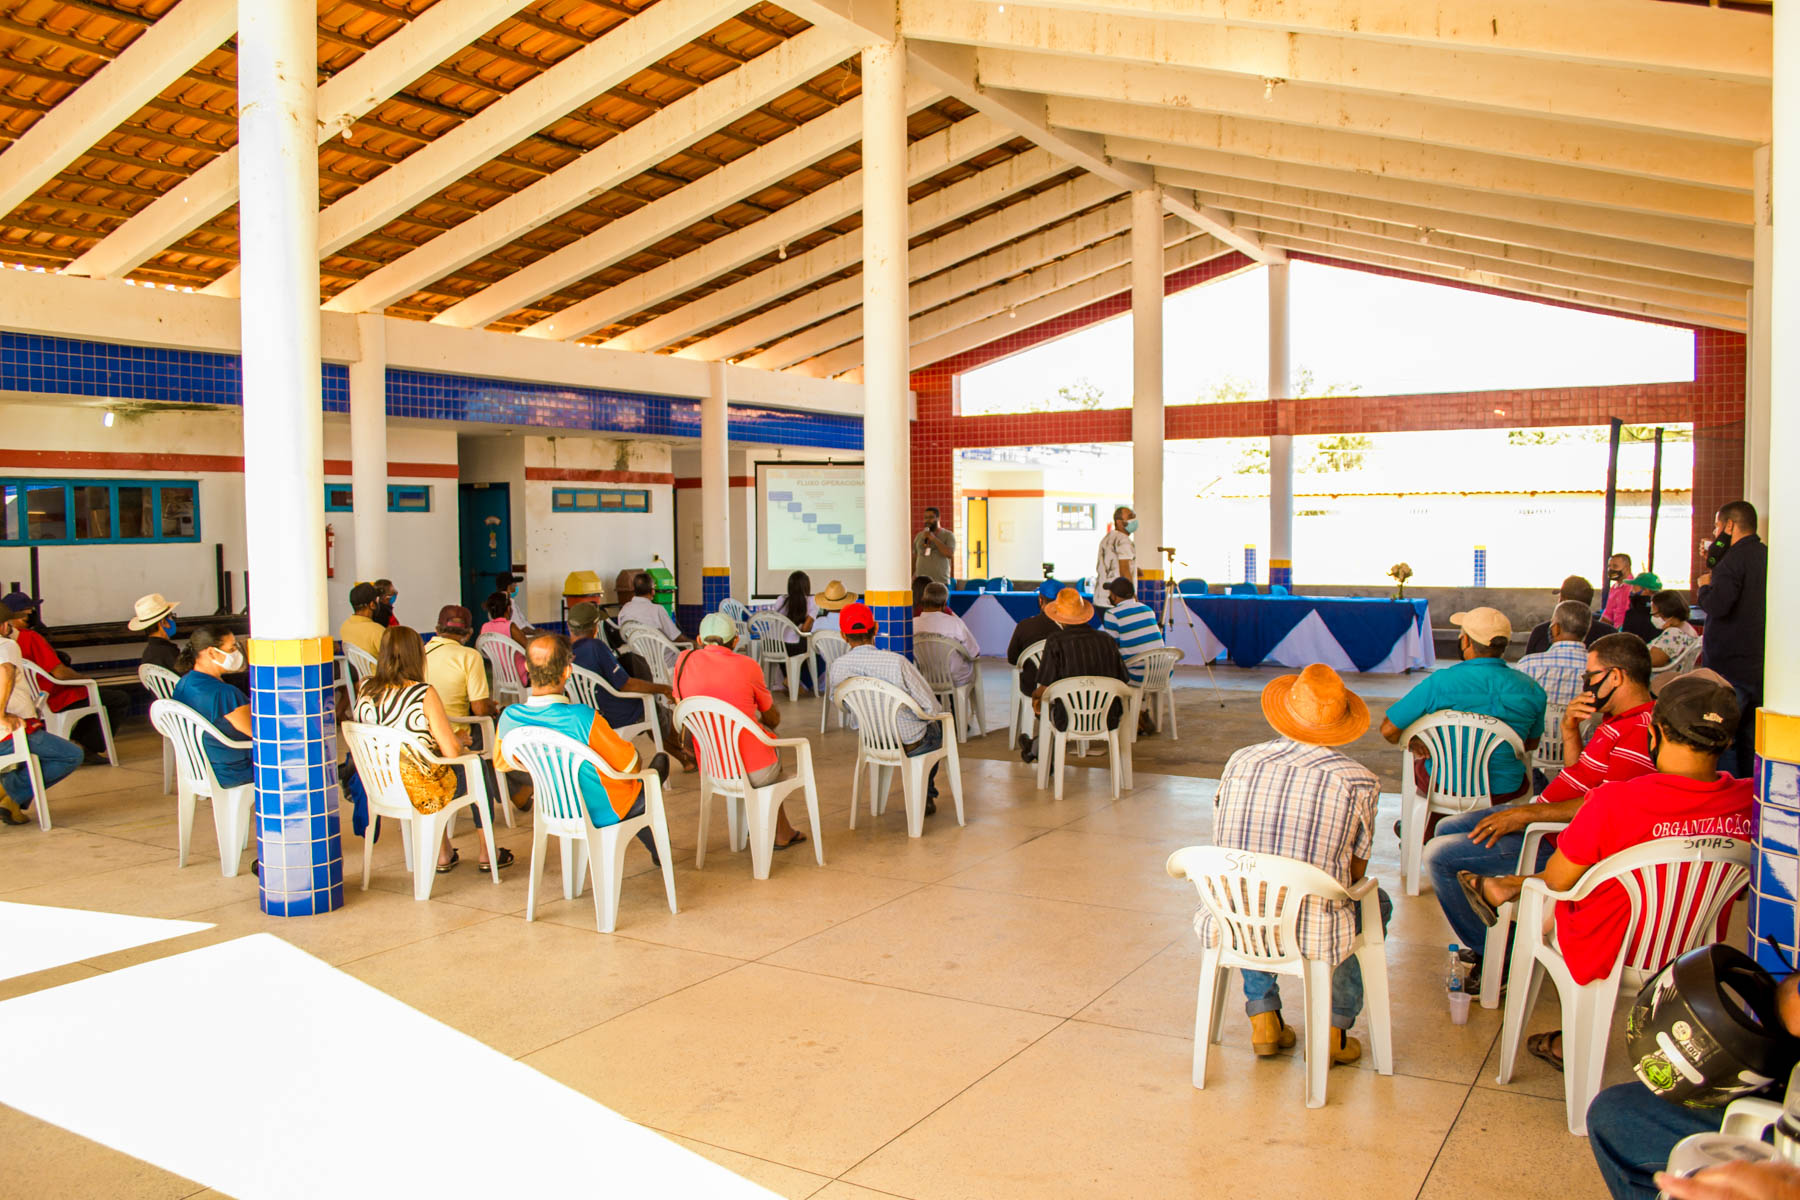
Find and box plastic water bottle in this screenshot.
[1446,944,1472,1025]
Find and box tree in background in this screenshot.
[1054,378,1107,410]
[1304,433,1373,472]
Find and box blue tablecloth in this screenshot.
[1177,595,1431,672]
[949,591,1045,624]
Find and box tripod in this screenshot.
[1157,545,1227,708]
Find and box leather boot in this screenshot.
[1249,1011,1296,1056]
[1329,1027,1363,1065]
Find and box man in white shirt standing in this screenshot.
[913,582,980,686]
[1094,505,1137,609]
[616,572,686,643]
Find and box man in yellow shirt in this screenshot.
[337,582,385,659]
[422,604,525,813]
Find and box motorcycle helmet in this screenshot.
[1627,944,1798,1109]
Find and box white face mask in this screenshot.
[213,647,245,673]
[1650,615,1669,630]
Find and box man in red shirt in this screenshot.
[1462,673,1753,1070]
[671,612,805,850]
[1,595,127,763]
[1424,634,1657,979]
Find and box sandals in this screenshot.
[1458,870,1501,928]
[1527,1030,1564,1073]
[774,832,808,852]
[436,849,461,874]
[479,847,515,874]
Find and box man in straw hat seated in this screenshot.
[1209,664,1390,1067]
[812,580,855,634]
[1027,587,1129,765]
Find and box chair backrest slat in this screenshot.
[148,698,241,798]
[476,633,528,695]
[913,633,967,690]
[1016,639,1047,671]
[832,677,918,756]
[1575,837,1752,976]
[499,726,637,830]
[139,663,180,701]
[344,644,377,692]
[746,611,802,667]
[812,631,851,675]
[1125,646,1183,688]
[625,627,680,686]
[1170,846,1346,969]
[672,696,763,786]
[1040,675,1133,737]
[1403,710,1524,808]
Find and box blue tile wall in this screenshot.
[873,602,913,660]
[701,573,732,615]
[1242,546,1258,586]
[1751,757,1800,974]
[1136,577,1166,630]
[249,650,345,917]
[675,603,706,639]
[1472,546,1488,588]
[0,333,861,451]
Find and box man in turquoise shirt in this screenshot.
[1380,607,1545,803]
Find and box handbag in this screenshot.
[397,744,457,813]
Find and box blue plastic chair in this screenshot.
[1228,582,1259,596]
[1268,584,1290,596]
[1178,578,1209,596]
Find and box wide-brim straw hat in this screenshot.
[128,593,180,631]
[815,580,854,610]
[1044,586,1094,625]
[1261,663,1370,747]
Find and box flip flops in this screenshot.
[774,832,808,852]
[1458,870,1501,927]
[436,848,461,874]
[1527,1031,1564,1073]
[478,847,515,874]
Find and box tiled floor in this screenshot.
[3,664,1614,1198]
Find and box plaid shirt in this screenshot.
[1517,639,1587,714]
[825,645,940,743]
[1206,737,1380,965]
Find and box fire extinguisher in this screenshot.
[325,523,336,578]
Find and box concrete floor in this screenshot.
[1,662,1616,1199]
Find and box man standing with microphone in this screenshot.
[1094,505,1137,610]
[913,506,956,589]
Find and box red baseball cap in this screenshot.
[840,602,877,635]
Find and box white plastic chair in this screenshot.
[475,632,528,706]
[139,663,180,794]
[1008,638,1046,750]
[19,658,116,766]
[914,632,986,743]
[717,599,756,659]
[443,711,514,831]
[747,610,812,702]
[340,720,501,902]
[502,726,676,934]
[1496,835,1752,1136]
[1167,845,1393,1109]
[1397,711,1526,896]
[1529,702,1567,790]
[1036,676,1136,801]
[1126,646,1184,740]
[1719,1097,1784,1141]
[148,699,255,876]
[0,720,51,831]
[834,676,964,837]
[624,625,681,689]
[343,643,376,694]
[1478,820,1570,1008]
[673,696,823,880]
[811,632,851,731]
[1655,636,1704,681]
[567,664,663,754]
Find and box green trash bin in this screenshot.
[647,555,676,616]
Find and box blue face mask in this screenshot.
[1124,519,1139,534]
[161,616,177,639]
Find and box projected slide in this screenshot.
[763,465,866,570]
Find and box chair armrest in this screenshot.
[446,714,496,755]
[1515,821,1570,872]
[414,744,482,773]
[1347,876,1386,946]
[1345,877,1379,901]
[768,735,815,750]
[1720,1097,1784,1140]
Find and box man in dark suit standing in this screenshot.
[1696,499,1767,777]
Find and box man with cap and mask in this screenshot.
[1380,606,1545,812]
[672,613,805,848]
[1459,673,1754,1075]
[1208,663,1390,1066]
[338,582,386,659]
[823,602,949,814]
[568,600,693,771]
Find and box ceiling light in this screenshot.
[777,243,787,260]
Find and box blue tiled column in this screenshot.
[702,567,732,613]
[1472,545,1488,587]
[1268,559,1293,591]
[247,636,344,917]
[1242,545,1258,586]
[870,590,914,659]
[1751,718,1800,973]
[1136,572,1166,631]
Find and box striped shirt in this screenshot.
[824,645,940,744]
[1207,737,1381,965]
[1102,599,1164,682]
[1538,701,1656,806]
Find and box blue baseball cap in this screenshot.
[1037,580,1060,601]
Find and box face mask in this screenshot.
[1646,727,1663,770]
[214,648,245,673]
[1585,669,1618,711]
[1607,569,1623,581]
[1650,615,1669,630]
[386,592,398,607]
[161,616,177,638]
[1124,519,1139,534]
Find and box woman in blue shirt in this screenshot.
[170,626,253,788]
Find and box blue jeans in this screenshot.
[1242,888,1393,1029]
[1,729,83,808]
[906,722,944,796]
[1588,1083,1721,1200]
[1424,805,1556,951]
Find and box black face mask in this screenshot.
[1646,726,1662,770]
[1586,668,1619,711]
[371,601,394,626]
[1607,569,1623,581]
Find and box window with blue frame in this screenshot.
[0,478,199,546]
[551,487,650,513]
[323,484,433,513]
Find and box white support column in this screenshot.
[349,313,388,583]
[1748,144,1772,521]
[1769,12,1798,718]
[236,0,340,917]
[1130,188,1165,597]
[862,36,913,651]
[701,361,732,611]
[1267,260,1294,592]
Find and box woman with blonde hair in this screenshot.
[353,626,511,874]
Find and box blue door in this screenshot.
[459,483,511,616]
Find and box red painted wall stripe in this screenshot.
[673,475,755,489]
[524,467,675,485]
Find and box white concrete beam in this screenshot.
[1267,239,1744,332]
[203,0,743,297]
[979,50,1752,190]
[778,0,895,45]
[901,1,1770,141]
[1182,177,1751,285]
[670,145,1072,361]
[1149,155,1752,260]
[0,0,236,221]
[612,167,1118,354]
[746,196,1136,370]
[326,27,854,316]
[1104,131,1751,227]
[943,0,1771,81]
[67,0,539,281]
[904,39,1274,261]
